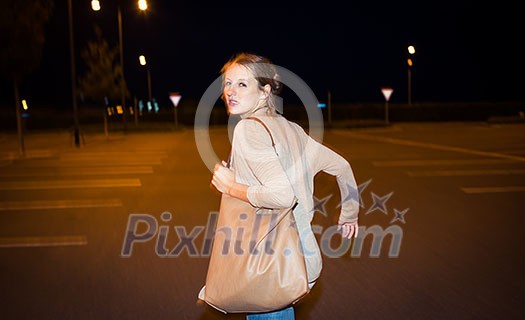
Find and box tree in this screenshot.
[78,26,129,107]
[0,0,54,156]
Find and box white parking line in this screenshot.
[0,199,123,211]
[461,186,525,194]
[0,179,141,190]
[0,166,154,178]
[341,132,525,162]
[408,169,525,177]
[0,235,87,248]
[60,152,167,160]
[0,150,55,160]
[14,159,163,167]
[373,159,515,167]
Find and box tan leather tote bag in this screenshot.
[201,117,309,314]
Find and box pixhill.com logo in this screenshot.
[120,178,408,258]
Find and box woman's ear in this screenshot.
[262,84,271,98]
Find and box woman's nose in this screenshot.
[225,86,235,97]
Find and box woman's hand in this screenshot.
[338,220,359,239]
[211,161,235,195]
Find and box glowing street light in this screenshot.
[139,55,146,66]
[138,55,152,102]
[91,0,100,11]
[407,45,416,105]
[138,0,148,11]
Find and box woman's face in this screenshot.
[223,63,266,116]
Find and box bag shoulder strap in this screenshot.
[247,117,277,154]
[227,117,278,168]
[247,117,297,206]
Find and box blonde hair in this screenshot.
[221,53,282,114]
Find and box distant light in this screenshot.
[407,58,413,67]
[138,0,148,11]
[154,100,159,113]
[116,105,124,114]
[91,0,101,11]
[408,45,415,55]
[139,55,147,66]
[317,103,326,108]
[22,99,28,110]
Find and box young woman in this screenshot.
[211,53,359,319]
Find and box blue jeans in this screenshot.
[246,307,294,320]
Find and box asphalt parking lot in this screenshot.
[1,121,524,319]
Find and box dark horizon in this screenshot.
[1,0,523,111]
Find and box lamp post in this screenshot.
[91,0,148,131]
[407,45,415,106]
[68,0,81,147]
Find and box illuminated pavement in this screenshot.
[0,122,524,319]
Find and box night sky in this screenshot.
[1,0,523,109]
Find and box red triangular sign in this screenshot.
[169,92,182,107]
[381,87,393,101]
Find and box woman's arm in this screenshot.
[308,138,360,225]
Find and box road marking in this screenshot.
[373,159,515,167]
[461,186,525,194]
[341,132,525,162]
[0,179,141,190]
[60,151,167,160]
[0,235,87,248]
[408,169,525,177]
[0,199,123,211]
[134,147,172,152]
[14,159,163,167]
[0,166,154,178]
[0,150,55,160]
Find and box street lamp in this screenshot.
[91,0,101,11]
[138,0,148,10]
[91,1,148,131]
[407,45,415,106]
[139,55,152,102]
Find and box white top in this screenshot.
[230,109,359,282]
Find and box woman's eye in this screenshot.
[224,81,231,86]
[239,82,247,87]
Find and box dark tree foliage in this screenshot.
[78,26,129,105]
